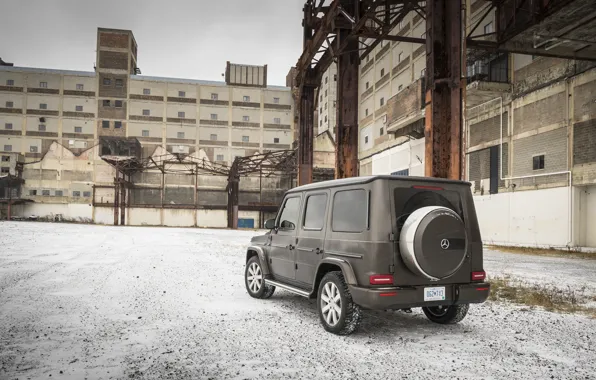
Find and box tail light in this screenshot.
[412,185,443,191]
[471,271,486,281]
[370,274,394,285]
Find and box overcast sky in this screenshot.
[0,0,305,86]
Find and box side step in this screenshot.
[265,279,311,298]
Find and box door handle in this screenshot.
[315,248,323,255]
[288,244,295,250]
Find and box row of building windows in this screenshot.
[28,189,91,197]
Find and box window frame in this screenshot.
[114,121,122,129]
[103,78,111,86]
[177,131,185,139]
[114,100,123,108]
[178,111,186,118]
[6,79,14,86]
[532,154,545,170]
[3,145,12,152]
[39,81,48,88]
[243,95,250,102]
[142,109,150,116]
[76,84,84,91]
[178,90,186,98]
[74,126,82,133]
[302,192,329,231]
[143,88,151,95]
[115,79,124,87]
[30,146,39,153]
[75,105,83,112]
[39,103,47,110]
[5,123,13,130]
[6,101,14,108]
[331,188,370,233]
[142,130,149,137]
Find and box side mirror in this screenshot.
[264,219,276,230]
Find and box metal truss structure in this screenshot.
[294,0,596,184]
[101,150,296,228]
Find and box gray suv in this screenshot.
[244,176,490,335]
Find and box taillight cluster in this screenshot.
[369,274,394,285]
[471,270,486,281]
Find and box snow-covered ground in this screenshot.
[0,222,594,380]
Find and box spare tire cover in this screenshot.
[399,206,467,281]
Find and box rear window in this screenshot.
[332,189,367,233]
[394,187,464,228]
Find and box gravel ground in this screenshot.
[1,221,595,380]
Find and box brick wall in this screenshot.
[573,119,596,165]
[98,73,128,98]
[573,80,596,121]
[513,92,565,134]
[98,101,127,119]
[99,32,129,49]
[387,78,423,125]
[512,127,567,177]
[467,143,508,193]
[99,51,129,71]
[469,112,508,147]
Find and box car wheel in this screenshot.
[245,256,275,299]
[317,271,362,335]
[422,304,469,324]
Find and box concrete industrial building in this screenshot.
[317,2,596,249]
[0,28,294,227]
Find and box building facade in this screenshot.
[0,28,294,227]
[317,2,596,249]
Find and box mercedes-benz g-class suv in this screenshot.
[243,176,490,335]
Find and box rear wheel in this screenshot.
[317,271,362,335]
[245,256,275,299]
[422,304,469,324]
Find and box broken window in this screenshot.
[1,156,9,162]
[103,100,111,107]
[1,167,9,174]
[30,146,38,153]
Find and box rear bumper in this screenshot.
[349,282,490,310]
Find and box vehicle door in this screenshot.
[269,194,302,281]
[295,190,329,287]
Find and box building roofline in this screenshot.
[97,27,134,34]
[0,65,95,77]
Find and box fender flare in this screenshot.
[246,246,271,276]
[314,257,358,286]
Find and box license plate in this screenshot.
[424,286,446,301]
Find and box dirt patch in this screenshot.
[488,275,596,318]
[485,245,596,260]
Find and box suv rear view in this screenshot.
[244,176,490,335]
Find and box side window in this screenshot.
[332,189,368,232]
[303,194,328,230]
[277,196,300,231]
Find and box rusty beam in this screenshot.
[467,38,596,61]
[113,176,120,226]
[120,179,126,226]
[424,0,464,179]
[335,22,360,179]
[298,81,315,185]
[357,32,425,44]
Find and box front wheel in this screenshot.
[422,304,469,324]
[245,256,275,299]
[317,271,362,335]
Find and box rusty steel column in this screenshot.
[113,176,120,226]
[298,82,315,185]
[425,0,465,179]
[335,26,360,179]
[120,180,126,226]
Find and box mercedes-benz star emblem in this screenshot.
[440,239,450,250]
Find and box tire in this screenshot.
[245,256,275,299]
[317,271,362,335]
[422,304,469,324]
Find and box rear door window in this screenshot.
[332,189,367,233]
[303,194,328,230]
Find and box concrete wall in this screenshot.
[14,203,93,222]
[578,185,596,248]
[197,210,227,228]
[473,187,572,248]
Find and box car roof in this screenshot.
[287,175,471,194]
